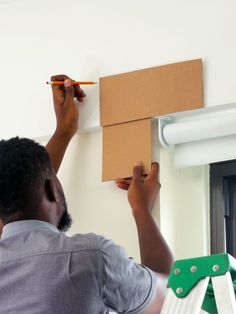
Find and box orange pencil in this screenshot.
[46,81,97,85]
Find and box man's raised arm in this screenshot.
[46,74,86,173]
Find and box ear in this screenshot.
[44,179,58,203]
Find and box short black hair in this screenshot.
[0,137,53,219]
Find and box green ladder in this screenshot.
[161,253,236,314]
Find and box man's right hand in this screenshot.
[51,74,86,139]
[46,74,86,173]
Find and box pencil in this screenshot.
[46,81,97,85]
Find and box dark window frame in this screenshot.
[210,160,236,256]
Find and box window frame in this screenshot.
[210,160,236,255]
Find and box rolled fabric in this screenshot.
[163,113,236,145]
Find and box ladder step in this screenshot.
[212,272,236,314]
[161,277,210,314]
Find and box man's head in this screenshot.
[0,137,72,231]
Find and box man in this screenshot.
[0,75,173,313]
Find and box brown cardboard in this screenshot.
[102,118,152,181]
[100,59,203,126]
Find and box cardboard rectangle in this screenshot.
[100,59,203,126]
[102,118,152,181]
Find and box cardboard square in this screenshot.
[102,118,152,181]
[100,59,203,126]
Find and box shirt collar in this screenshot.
[1,220,59,239]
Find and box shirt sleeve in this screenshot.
[100,237,157,313]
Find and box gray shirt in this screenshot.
[0,220,157,314]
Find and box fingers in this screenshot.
[116,178,132,184]
[132,162,143,181]
[147,162,159,180]
[50,75,71,104]
[116,178,131,189]
[64,79,75,104]
[74,85,86,102]
[51,74,70,82]
[115,181,129,190]
[50,74,86,103]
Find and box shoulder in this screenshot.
[67,233,127,262]
[68,233,110,252]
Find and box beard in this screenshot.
[57,190,72,232]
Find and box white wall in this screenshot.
[2,0,236,138]
[1,0,235,259]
